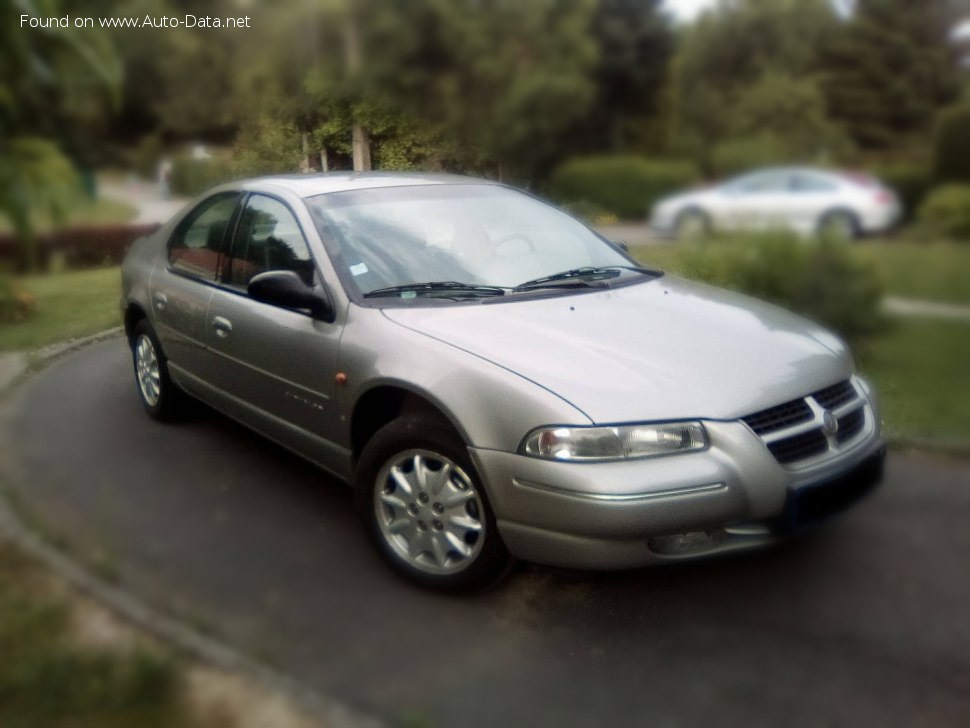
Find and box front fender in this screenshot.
[336,306,591,453]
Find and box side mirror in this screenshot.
[611,239,629,253]
[248,270,335,322]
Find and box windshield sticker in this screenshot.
[349,262,369,276]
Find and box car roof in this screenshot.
[238,172,495,199]
[732,166,838,179]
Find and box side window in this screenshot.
[225,195,315,289]
[168,193,241,280]
[792,173,837,193]
[732,172,791,194]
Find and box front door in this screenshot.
[203,193,344,452]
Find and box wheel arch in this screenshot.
[124,302,149,343]
[349,383,467,466]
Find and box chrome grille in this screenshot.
[836,407,866,445]
[742,398,813,436]
[812,380,857,410]
[743,379,868,467]
[767,430,829,465]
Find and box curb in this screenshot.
[1,327,126,399]
[0,330,382,728]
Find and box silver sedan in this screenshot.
[650,166,901,240]
[121,173,885,590]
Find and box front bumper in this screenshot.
[469,412,885,570]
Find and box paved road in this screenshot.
[4,339,970,727]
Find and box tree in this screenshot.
[1,0,119,270]
[668,0,840,173]
[350,0,599,182]
[821,0,961,151]
[581,0,673,153]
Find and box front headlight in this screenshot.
[521,422,708,462]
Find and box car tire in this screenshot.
[817,210,858,242]
[674,208,710,241]
[355,415,512,591]
[131,319,185,421]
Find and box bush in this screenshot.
[932,104,970,184]
[0,275,35,323]
[869,161,931,222]
[549,156,697,220]
[917,185,970,241]
[679,231,886,346]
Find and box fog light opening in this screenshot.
[648,529,727,556]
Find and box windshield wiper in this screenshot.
[513,265,660,291]
[363,281,508,299]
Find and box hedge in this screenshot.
[0,224,161,271]
[917,185,970,241]
[549,156,697,220]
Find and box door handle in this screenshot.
[153,292,168,311]
[212,316,233,338]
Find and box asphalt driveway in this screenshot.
[3,338,969,726]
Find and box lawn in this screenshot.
[0,267,121,351]
[859,318,970,442]
[853,241,970,305]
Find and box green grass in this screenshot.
[860,318,970,442]
[0,267,121,351]
[633,240,970,306]
[0,544,188,728]
[0,198,136,234]
[854,241,970,305]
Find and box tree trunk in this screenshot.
[320,147,329,172]
[352,124,372,171]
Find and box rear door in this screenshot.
[150,192,240,379]
[202,193,344,447]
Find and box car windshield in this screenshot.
[305,184,643,299]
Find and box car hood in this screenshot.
[381,277,853,424]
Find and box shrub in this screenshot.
[549,156,697,220]
[932,104,970,184]
[679,231,886,346]
[917,185,970,241]
[869,161,931,222]
[0,275,35,323]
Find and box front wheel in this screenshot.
[355,415,511,591]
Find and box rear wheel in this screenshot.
[674,209,710,241]
[817,210,858,242]
[131,320,184,420]
[355,415,511,591]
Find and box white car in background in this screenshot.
[650,167,901,241]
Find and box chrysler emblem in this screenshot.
[822,410,839,436]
